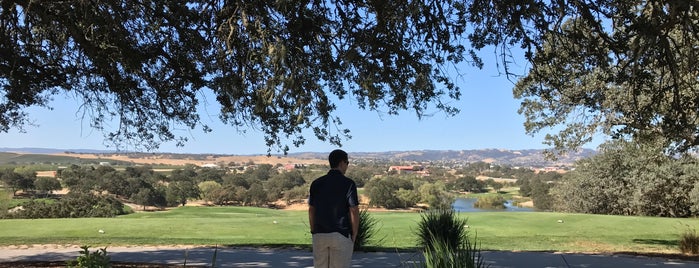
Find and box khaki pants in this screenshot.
[312,232,354,268]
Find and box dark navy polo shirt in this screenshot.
[308,169,359,238]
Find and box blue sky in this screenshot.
[0,52,606,155]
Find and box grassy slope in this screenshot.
[1,206,696,254]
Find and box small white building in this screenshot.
[201,163,219,168]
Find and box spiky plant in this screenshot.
[416,209,468,251]
[415,209,488,268]
[680,227,699,255]
[354,207,385,251]
[422,231,487,268]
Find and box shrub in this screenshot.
[473,195,506,209]
[416,209,467,251]
[354,208,385,251]
[10,192,126,219]
[422,232,487,268]
[680,227,699,255]
[415,209,487,268]
[66,246,110,268]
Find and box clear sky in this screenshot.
[0,51,606,155]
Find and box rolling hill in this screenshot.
[0,148,594,167]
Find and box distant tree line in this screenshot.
[5,146,695,219]
[0,160,465,218]
[0,163,320,218]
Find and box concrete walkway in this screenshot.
[1,246,698,267]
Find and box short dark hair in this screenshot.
[328,149,348,168]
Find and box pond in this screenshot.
[451,198,535,212]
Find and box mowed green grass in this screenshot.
[0,206,696,254]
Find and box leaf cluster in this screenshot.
[0,1,470,153]
[482,1,699,154]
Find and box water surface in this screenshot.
[452,198,535,212]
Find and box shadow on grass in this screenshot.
[633,238,679,247]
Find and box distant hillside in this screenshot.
[0,152,132,166]
[289,149,595,167]
[0,148,595,167]
[0,147,115,154]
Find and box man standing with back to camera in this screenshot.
[308,149,360,268]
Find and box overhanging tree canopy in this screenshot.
[0,0,472,153]
[468,0,699,154]
[1,0,697,154]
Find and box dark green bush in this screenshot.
[473,195,506,209]
[9,192,126,218]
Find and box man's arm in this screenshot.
[308,205,316,234]
[349,206,359,243]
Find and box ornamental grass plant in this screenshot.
[355,207,385,251]
[680,226,699,255]
[416,209,468,251]
[415,209,488,268]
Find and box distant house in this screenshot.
[201,163,219,168]
[387,165,430,177]
[279,164,305,172]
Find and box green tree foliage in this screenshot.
[456,162,491,176]
[494,1,699,154]
[247,164,276,181]
[419,182,454,210]
[207,185,241,206]
[246,183,270,207]
[689,167,699,215]
[529,179,553,211]
[473,195,506,210]
[265,170,305,200]
[2,1,697,155]
[166,180,200,207]
[0,168,34,195]
[365,177,414,209]
[0,1,469,153]
[123,166,155,178]
[490,181,504,192]
[11,192,126,218]
[223,174,250,189]
[552,139,698,217]
[195,168,226,184]
[345,168,375,188]
[169,166,198,182]
[283,185,309,204]
[449,176,486,193]
[100,171,130,197]
[34,177,62,197]
[59,165,97,193]
[131,187,167,210]
[0,189,10,218]
[395,188,421,209]
[198,180,222,203]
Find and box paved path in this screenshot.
[1,246,698,267]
